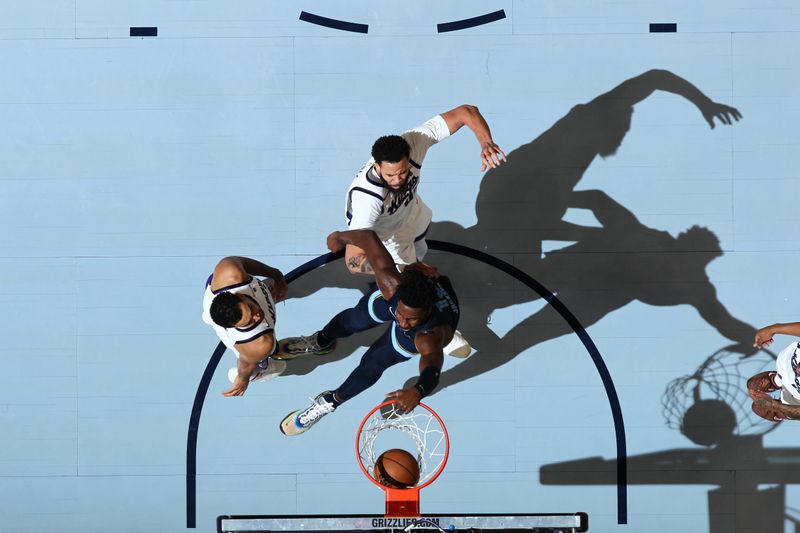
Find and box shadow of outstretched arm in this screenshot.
[591,69,742,129]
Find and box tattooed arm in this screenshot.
[329,231,402,298]
[344,244,375,275]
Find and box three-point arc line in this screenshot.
[438,10,507,33]
[186,242,628,527]
[298,10,508,34]
[299,12,368,34]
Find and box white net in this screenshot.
[662,345,779,440]
[357,402,448,487]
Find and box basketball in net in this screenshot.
[356,401,449,516]
[373,449,420,488]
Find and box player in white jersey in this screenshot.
[342,105,505,359]
[748,321,800,420]
[202,256,291,397]
[344,104,506,274]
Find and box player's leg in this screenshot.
[333,330,410,402]
[280,328,407,436]
[279,288,392,356]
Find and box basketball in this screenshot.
[373,448,420,488]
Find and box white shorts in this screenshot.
[377,203,432,266]
[382,230,430,266]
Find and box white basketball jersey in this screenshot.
[775,342,800,405]
[346,115,450,240]
[202,275,277,357]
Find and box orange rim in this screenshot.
[355,400,450,492]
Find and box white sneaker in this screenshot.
[444,330,471,358]
[280,391,337,436]
[227,358,286,384]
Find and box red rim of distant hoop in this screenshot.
[355,400,450,491]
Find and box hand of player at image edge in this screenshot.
[753,325,776,349]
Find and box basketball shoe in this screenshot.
[444,330,471,358]
[280,391,337,436]
[279,331,337,357]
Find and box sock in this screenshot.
[323,390,343,408]
[316,330,334,348]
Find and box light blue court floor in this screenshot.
[1,2,800,532]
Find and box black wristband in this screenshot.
[414,366,440,398]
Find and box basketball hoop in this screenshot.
[356,401,450,517]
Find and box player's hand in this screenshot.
[386,387,422,413]
[480,141,507,172]
[327,231,345,253]
[701,102,742,130]
[270,275,288,303]
[222,376,250,397]
[754,326,775,349]
[405,261,439,279]
[747,372,779,401]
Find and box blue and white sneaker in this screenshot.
[280,391,337,436]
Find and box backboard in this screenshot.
[217,403,588,533]
[217,513,589,532]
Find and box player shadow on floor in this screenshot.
[281,69,754,388]
[540,346,800,533]
[424,188,756,394]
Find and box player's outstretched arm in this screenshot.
[440,104,506,171]
[327,230,402,299]
[754,322,800,349]
[386,327,447,412]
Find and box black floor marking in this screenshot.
[649,23,677,33]
[186,341,227,528]
[186,243,627,526]
[130,27,157,37]
[299,11,368,34]
[437,9,506,33]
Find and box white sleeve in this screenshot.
[347,188,384,230]
[402,115,451,161]
[405,115,451,142]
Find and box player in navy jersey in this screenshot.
[279,230,460,436]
